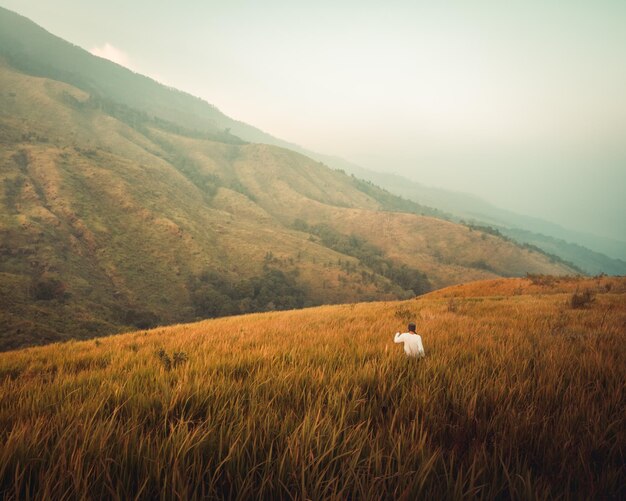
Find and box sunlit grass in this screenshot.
[1,277,624,499]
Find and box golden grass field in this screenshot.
[1,276,625,500]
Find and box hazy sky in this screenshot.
[2,1,625,241]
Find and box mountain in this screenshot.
[333,161,626,272]
[1,275,624,499]
[0,7,577,350]
[499,227,626,276]
[0,7,309,152]
[3,6,621,274]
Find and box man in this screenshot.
[394,322,425,357]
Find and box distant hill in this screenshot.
[331,161,626,271]
[499,227,626,276]
[0,7,577,350]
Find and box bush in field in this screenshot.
[172,351,188,368]
[155,348,172,370]
[155,349,188,370]
[570,289,595,309]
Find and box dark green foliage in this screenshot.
[189,281,233,318]
[250,268,307,310]
[189,268,307,319]
[466,223,505,237]
[32,277,67,301]
[469,259,498,274]
[123,309,159,330]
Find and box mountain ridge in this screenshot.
[333,160,626,267]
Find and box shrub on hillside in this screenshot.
[394,307,412,321]
[155,349,188,371]
[155,349,171,371]
[32,278,68,301]
[570,289,595,309]
[124,309,159,329]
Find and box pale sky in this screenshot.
[2,1,625,242]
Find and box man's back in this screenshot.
[394,332,425,357]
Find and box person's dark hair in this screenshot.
[408,322,416,333]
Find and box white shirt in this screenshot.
[394,332,425,357]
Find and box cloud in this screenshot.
[90,43,132,69]
[89,43,171,86]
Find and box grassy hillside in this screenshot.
[0,62,407,349]
[500,226,626,276]
[0,58,578,350]
[339,161,626,267]
[0,276,624,499]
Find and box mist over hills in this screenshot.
[321,157,626,273]
[0,7,581,349]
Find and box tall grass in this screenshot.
[1,278,625,500]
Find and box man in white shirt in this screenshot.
[394,322,425,358]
